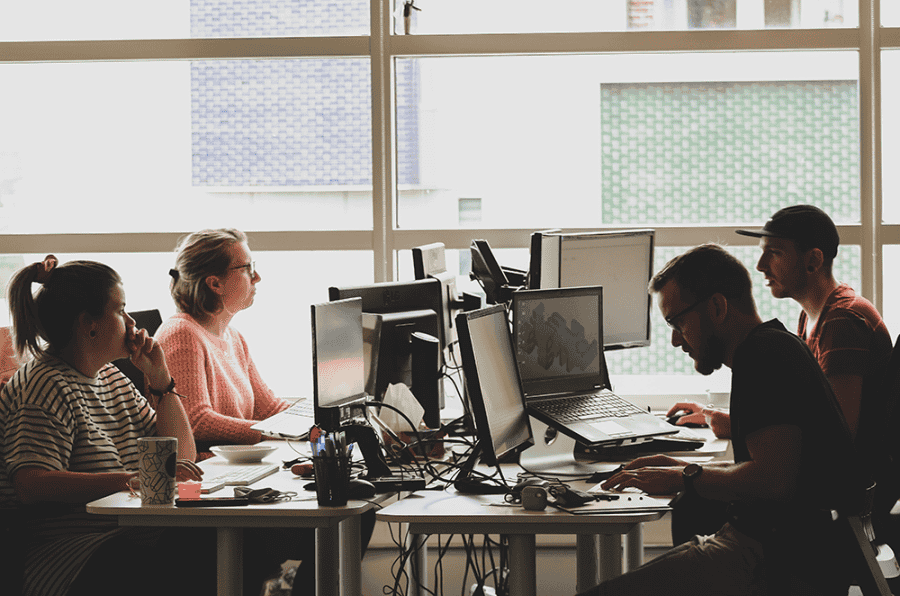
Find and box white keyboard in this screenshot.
[201,463,280,494]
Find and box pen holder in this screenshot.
[312,454,351,506]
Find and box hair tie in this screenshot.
[34,255,58,284]
[168,268,180,281]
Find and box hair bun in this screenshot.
[34,255,58,284]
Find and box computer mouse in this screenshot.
[666,411,707,428]
[346,478,377,499]
[512,478,549,494]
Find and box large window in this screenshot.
[0,0,895,397]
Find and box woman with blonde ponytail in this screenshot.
[158,229,375,596]
[157,229,290,452]
[0,256,211,596]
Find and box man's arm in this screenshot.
[691,424,801,502]
[601,424,801,500]
[827,373,863,440]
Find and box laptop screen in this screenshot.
[512,285,605,398]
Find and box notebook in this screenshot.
[511,285,676,447]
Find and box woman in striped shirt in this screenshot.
[0,256,208,596]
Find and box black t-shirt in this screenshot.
[729,320,863,523]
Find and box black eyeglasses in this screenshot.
[664,295,712,333]
[228,261,256,278]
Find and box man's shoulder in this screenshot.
[739,320,813,363]
[825,284,882,321]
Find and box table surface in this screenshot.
[87,448,383,524]
[377,487,667,531]
[87,441,388,596]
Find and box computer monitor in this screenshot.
[468,239,526,305]
[329,278,444,426]
[311,297,369,432]
[526,228,561,289]
[412,242,457,353]
[455,304,534,493]
[535,229,655,350]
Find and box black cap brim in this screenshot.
[735,228,776,238]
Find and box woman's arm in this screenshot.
[154,391,197,462]
[129,328,197,461]
[12,466,132,505]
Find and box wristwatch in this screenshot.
[682,463,703,495]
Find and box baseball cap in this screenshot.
[735,205,840,260]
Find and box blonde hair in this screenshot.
[7,257,121,359]
[168,228,247,321]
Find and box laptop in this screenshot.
[251,310,381,440]
[251,397,316,440]
[511,285,676,446]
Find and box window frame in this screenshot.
[0,1,895,313]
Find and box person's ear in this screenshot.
[805,248,824,273]
[77,312,98,339]
[205,274,226,296]
[709,293,728,325]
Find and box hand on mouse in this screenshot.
[666,402,732,438]
[665,402,707,427]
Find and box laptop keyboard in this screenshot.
[534,389,646,422]
[281,400,314,417]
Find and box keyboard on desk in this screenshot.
[201,463,280,493]
[533,389,647,422]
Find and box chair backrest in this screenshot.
[856,333,900,529]
[112,310,163,392]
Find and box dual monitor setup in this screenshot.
[310,229,661,489]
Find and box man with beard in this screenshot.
[575,244,866,596]
[670,205,891,442]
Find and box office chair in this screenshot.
[857,333,900,552]
[837,482,899,596]
[112,309,163,392]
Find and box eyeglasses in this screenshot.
[664,295,712,334]
[228,261,256,278]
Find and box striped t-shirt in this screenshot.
[0,356,158,596]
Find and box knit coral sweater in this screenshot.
[156,313,288,446]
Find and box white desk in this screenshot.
[87,448,386,596]
[377,489,667,596]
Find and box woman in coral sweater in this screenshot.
[159,228,338,595]
[157,228,289,454]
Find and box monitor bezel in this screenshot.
[455,304,534,467]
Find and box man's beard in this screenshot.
[694,333,726,376]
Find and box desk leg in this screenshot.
[624,524,643,572]
[341,516,362,596]
[598,534,622,583]
[407,532,428,596]
[507,535,536,596]
[576,534,599,592]
[317,524,341,596]
[217,527,243,596]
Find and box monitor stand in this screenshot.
[519,418,620,477]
